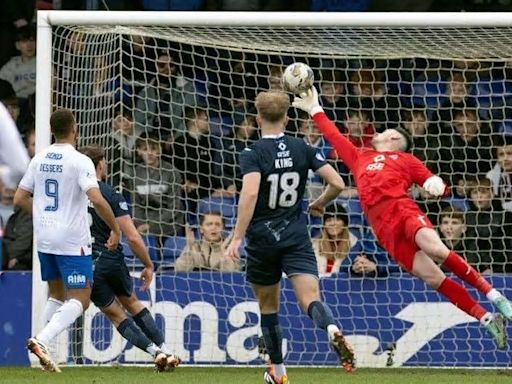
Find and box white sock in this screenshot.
[41,298,63,355]
[42,298,63,325]
[146,343,160,357]
[327,324,340,339]
[480,312,493,326]
[159,343,171,355]
[36,299,83,345]
[274,363,286,378]
[486,288,502,303]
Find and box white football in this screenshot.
[282,62,314,94]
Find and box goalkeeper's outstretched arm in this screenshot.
[293,88,359,171]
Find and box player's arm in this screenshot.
[232,172,260,241]
[0,103,30,188]
[292,87,359,170]
[117,215,154,290]
[79,158,121,249]
[309,164,345,215]
[87,188,121,246]
[13,158,36,214]
[13,188,32,215]
[408,154,449,197]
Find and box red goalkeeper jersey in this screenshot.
[312,112,434,217]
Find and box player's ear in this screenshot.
[256,115,262,127]
[283,115,289,127]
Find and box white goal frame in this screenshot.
[34,10,512,365]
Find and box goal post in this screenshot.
[34,11,512,368]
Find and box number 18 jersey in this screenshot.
[239,134,326,247]
[19,143,98,256]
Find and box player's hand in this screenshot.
[185,223,195,247]
[225,237,242,260]
[308,200,325,217]
[137,223,150,234]
[422,176,446,197]
[105,230,120,251]
[140,265,154,291]
[292,87,323,116]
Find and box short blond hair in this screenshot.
[255,91,290,123]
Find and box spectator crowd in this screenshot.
[1,1,512,277]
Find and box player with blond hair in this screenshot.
[226,91,355,384]
[293,87,512,350]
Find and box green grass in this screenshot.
[1,367,512,384]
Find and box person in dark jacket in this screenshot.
[3,206,32,270]
[465,177,512,273]
[434,108,495,197]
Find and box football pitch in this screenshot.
[1,367,512,384]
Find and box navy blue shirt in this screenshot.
[89,181,130,260]
[239,134,326,247]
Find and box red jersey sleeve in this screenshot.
[312,111,359,171]
[406,154,435,186]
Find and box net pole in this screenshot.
[31,10,54,363]
[40,10,512,27]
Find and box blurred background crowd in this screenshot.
[1,0,512,278]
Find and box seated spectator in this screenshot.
[124,133,184,236]
[298,116,334,200]
[174,213,241,272]
[24,128,35,159]
[107,107,140,187]
[465,178,512,273]
[400,108,437,167]
[319,69,347,125]
[348,67,400,131]
[312,203,355,277]
[435,108,494,197]
[313,203,395,277]
[2,205,32,270]
[267,65,284,91]
[434,72,473,127]
[171,106,220,204]
[134,50,197,139]
[0,80,20,129]
[487,134,512,212]
[214,111,257,195]
[437,206,468,267]
[0,25,36,101]
[341,107,375,148]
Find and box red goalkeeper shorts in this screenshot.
[368,199,433,272]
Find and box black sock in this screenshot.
[260,313,283,364]
[117,318,154,353]
[133,307,165,346]
[307,301,335,332]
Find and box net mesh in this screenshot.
[45,23,512,367]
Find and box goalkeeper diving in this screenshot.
[293,87,512,349]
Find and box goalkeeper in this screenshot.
[80,145,180,372]
[293,87,512,350]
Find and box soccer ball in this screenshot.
[282,62,314,95]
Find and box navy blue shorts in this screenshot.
[38,252,93,289]
[91,257,133,308]
[245,241,319,286]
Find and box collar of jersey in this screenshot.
[262,133,285,139]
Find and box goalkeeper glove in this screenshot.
[292,87,324,116]
[423,175,446,197]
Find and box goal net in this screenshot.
[35,12,512,368]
